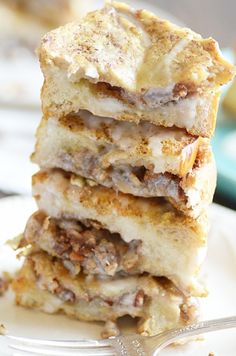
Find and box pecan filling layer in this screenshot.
[30,252,148,318]
[59,148,186,202]
[93,81,195,110]
[22,211,142,277]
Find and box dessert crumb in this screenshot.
[0,324,6,335]
[0,272,12,296]
[101,320,120,338]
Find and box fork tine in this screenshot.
[7,335,111,348]
[7,334,115,356]
[9,343,115,356]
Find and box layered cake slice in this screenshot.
[32,112,216,217]
[38,1,235,137]
[12,251,197,337]
[32,169,208,295]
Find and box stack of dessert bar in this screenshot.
[13,2,235,337]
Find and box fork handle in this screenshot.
[152,315,236,354]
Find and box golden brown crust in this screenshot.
[32,168,208,295]
[12,252,198,336]
[38,1,235,92]
[57,113,199,154]
[32,113,201,180]
[37,2,235,137]
[32,169,200,229]
[41,72,221,137]
[32,115,215,217]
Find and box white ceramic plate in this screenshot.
[0,197,236,355]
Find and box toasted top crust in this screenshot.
[38,1,235,94]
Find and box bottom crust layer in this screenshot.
[12,251,198,337]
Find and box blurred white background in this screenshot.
[156,0,236,47]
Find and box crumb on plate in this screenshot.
[0,272,13,296]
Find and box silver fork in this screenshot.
[3,316,236,356]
